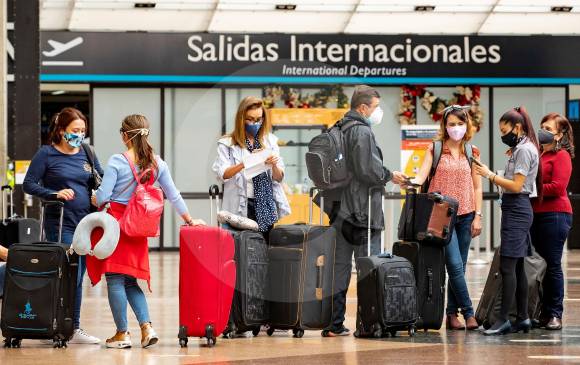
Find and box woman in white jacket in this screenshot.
[212,96,290,241]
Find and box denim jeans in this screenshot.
[105,273,151,332]
[0,262,5,298]
[531,212,573,319]
[46,227,85,330]
[445,212,475,319]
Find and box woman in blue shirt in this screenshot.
[23,107,103,344]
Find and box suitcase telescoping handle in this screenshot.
[367,186,385,257]
[1,185,13,220]
[209,184,221,227]
[308,187,325,225]
[39,200,65,242]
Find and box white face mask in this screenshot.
[368,106,384,126]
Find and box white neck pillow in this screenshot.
[72,210,120,260]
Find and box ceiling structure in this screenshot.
[39,0,580,34]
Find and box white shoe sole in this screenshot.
[141,336,159,348]
[106,341,132,349]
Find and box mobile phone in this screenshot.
[470,157,483,167]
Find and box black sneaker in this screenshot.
[322,326,351,337]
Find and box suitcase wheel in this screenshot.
[4,337,21,348]
[222,323,236,339]
[266,327,275,337]
[53,338,67,349]
[179,338,188,348]
[373,328,383,338]
[252,328,260,337]
[205,324,216,347]
[292,328,304,338]
[178,325,188,348]
[408,326,416,337]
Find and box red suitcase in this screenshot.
[178,186,236,348]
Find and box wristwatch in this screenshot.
[475,211,483,218]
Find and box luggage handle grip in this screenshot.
[377,253,393,259]
[316,255,324,300]
[209,185,221,227]
[39,199,65,242]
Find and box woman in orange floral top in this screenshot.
[408,105,483,331]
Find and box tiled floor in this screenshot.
[3,250,580,365]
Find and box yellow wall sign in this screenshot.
[14,160,31,185]
[267,108,348,127]
[400,125,440,179]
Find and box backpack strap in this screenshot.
[430,140,443,180]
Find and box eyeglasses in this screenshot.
[442,104,470,120]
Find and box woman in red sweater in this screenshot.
[531,113,575,331]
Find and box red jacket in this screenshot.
[532,149,573,214]
[86,202,151,291]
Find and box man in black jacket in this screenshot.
[324,85,407,337]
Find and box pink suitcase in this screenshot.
[178,211,236,347]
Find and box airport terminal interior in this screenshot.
[2,0,580,364]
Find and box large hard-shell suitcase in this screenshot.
[355,187,418,338]
[178,185,236,348]
[267,189,336,338]
[475,248,547,329]
[223,230,269,338]
[1,201,77,348]
[0,185,40,248]
[392,240,446,331]
[398,187,458,246]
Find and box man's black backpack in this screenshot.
[305,119,360,190]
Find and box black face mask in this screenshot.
[501,127,519,147]
[538,128,555,145]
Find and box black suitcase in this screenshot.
[223,230,269,338]
[398,185,458,246]
[392,240,446,331]
[475,248,547,329]
[1,201,77,348]
[354,186,418,338]
[267,190,335,338]
[0,185,40,248]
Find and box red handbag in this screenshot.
[118,152,164,237]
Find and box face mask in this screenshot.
[501,128,519,148]
[367,106,384,126]
[446,125,467,141]
[538,128,555,145]
[63,132,85,148]
[245,122,262,137]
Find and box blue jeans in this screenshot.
[46,227,85,330]
[531,212,573,319]
[445,212,475,319]
[0,262,5,298]
[105,273,151,332]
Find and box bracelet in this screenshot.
[492,174,497,184]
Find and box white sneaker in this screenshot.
[69,329,101,344]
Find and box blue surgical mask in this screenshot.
[63,132,85,148]
[245,122,262,137]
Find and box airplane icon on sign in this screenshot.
[43,37,83,57]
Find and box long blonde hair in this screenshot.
[229,96,271,148]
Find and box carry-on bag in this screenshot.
[222,229,269,338]
[178,185,236,348]
[267,188,336,338]
[0,185,40,248]
[398,184,458,246]
[354,187,418,338]
[392,240,446,331]
[1,200,77,348]
[475,247,547,329]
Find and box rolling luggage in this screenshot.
[267,188,336,338]
[0,185,40,248]
[178,185,236,348]
[398,185,458,246]
[223,230,269,338]
[355,186,418,338]
[1,201,77,348]
[475,248,547,329]
[392,240,446,331]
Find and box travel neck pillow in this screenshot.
[72,206,120,259]
[217,210,259,231]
